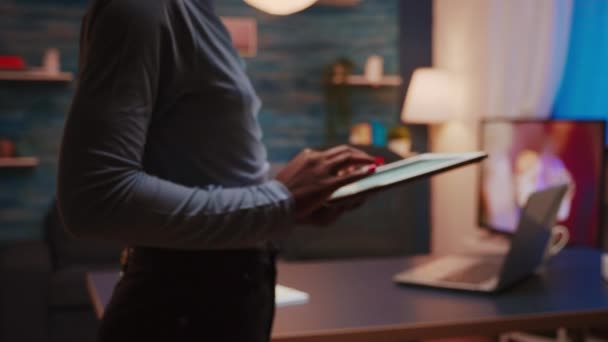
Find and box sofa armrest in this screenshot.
[0,240,52,342]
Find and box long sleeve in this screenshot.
[57,0,294,250]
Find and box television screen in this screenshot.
[479,120,605,246]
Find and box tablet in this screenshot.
[329,151,488,202]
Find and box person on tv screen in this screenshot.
[482,122,582,233]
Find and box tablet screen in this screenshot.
[329,152,487,201]
[331,158,455,199]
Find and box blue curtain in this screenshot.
[552,0,608,142]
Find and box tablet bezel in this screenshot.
[329,151,488,202]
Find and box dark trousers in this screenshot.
[98,248,277,342]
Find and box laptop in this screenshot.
[393,184,569,292]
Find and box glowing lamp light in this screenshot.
[243,0,318,15]
[401,68,456,124]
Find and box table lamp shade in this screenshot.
[401,68,454,124]
[243,0,318,15]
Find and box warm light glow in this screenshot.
[401,68,456,124]
[243,0,318,15]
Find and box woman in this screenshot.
[57,0,376,341]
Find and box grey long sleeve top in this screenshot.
[57,0,294,250]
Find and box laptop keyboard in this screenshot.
[440,262,500,284]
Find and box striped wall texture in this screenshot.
[0,0,403,240]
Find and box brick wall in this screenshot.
[0,0,425,242]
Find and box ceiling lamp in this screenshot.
[244,0,318,15]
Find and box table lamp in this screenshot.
[401,67,455,124]
[394,68,456,155]
[244,0,318,15]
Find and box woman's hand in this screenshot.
[276,145,376,224]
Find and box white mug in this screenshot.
[543,225,570,262]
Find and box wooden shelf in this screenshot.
[0,68,73,82]
[334,75,402,87]
[0,157,39,168]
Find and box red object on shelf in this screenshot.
[0,56,27,70]
[0,138,15,158]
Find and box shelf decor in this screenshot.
[222,17,258,58]
[0,55,27,70]
[0,138,38,168]
[0,48,73,82]
[331,55,402,87]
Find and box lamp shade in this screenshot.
[401,68,455,124]
[244,0,318,15]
